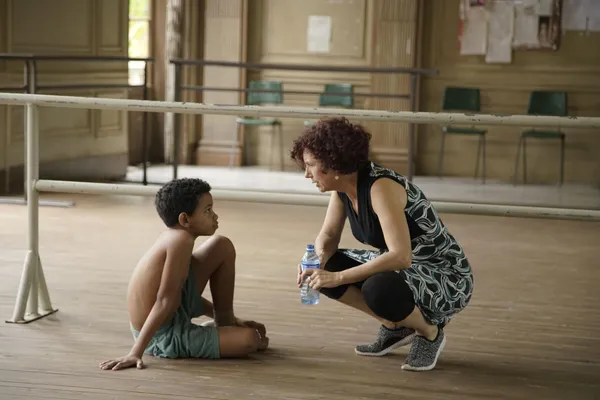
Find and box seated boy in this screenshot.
[100,178,268,371]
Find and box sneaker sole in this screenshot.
[401,334,447,371]
[354,332,416,357]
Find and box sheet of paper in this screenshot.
[562,0,587,30]
[536,0,554,16]
[460,6,488,55]
[584,0,600,18]
[307,15,332,53]
[584,0,600,31]
[585,0,600,31]
[486,0,514,63]
[513,4,540,47]
[588,18,600,31]
[562,0,600,31]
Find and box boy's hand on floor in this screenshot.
[99,353,144,371]
[258,335,269,351]
[235,318,269,350]
[237,319,267,338]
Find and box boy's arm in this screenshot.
[129,238,192,358]
[100,237,192,371]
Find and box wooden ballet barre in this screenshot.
[170,58,439,76]
[33,179,600,222]
[180,85,411,99]
[0,93,598,129]
[0,85,28,91]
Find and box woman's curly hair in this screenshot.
[290,117,371,174]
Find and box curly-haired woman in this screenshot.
[291,117,473,371]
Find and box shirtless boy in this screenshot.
[100,178,268,371]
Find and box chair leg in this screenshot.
[559,135,565,186]
[522,137,527,184]
[513,136,522,185]
[482,134,486,184]
[278,124,284,171]
[269,126,276,171]
[474,135,482,180]
[438,131,446,178]
[229,125,239,168]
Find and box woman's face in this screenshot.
[303,150,338,192]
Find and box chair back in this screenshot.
[247,81,283,105]
[319,83,353,107]
[442,87,481,112]
[527,90,568,116]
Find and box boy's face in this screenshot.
[180,193,219,236]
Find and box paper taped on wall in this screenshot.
[460,5,488,55]
[562,0,600,32]
[307,15,332,53]
[486,0,514,63]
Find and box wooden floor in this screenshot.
[1,193,600,400]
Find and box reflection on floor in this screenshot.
[125,165,600,210]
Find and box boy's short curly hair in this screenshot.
[155,178,211,227]
[290,117,371,174]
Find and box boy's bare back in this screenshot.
[127,229,194,332]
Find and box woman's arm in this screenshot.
[298,192,347,287]
[314,191,347,265]
[337,177,412,285]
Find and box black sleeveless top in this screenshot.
[337,162,455,262]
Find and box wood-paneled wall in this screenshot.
[0,0,129,193]
[366,0,420,173]
[194,0,420,173]
[418,0,600,185]
[196,0,246,167]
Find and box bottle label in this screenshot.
[301,261,320,271]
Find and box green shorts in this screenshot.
[130,263,220,359]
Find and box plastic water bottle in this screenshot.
[300,244,320,305]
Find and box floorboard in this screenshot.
[1,193,599,399]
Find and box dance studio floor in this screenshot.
[1,193,599,399]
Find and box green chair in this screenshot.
[232,80,284,170]
[513,90,567,186]
[437,87,487,183]
[303,83,354,127]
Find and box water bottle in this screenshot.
[300,244,320,305]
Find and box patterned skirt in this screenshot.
[340,248,474,327]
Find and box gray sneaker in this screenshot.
[401,327,446,371]
[355,325,416,356]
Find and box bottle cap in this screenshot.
[306,244,315,250]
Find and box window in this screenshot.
[128,0,151,85]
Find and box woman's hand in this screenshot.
[299,268,342,290]
[295,248,334,288]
